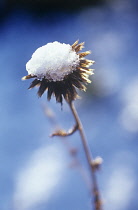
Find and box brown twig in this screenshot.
[51,101,102,210]
[69,102,102,210]
[42,103,92,191]
[50,124,78,137]
[43,102,102,210]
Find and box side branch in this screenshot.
[50,124,78,137]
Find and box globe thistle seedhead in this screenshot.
[22,40,94,104]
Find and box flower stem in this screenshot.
[68,101,102,210]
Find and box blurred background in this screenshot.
[0,0,138,209]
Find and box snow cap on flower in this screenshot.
[22,40,94,104]
[26,41,80,81]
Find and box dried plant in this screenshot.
[22,40,103,210]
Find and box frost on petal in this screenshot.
[26,41,80,81]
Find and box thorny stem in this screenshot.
[69,101,102,210]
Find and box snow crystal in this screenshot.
[26,41,80,81]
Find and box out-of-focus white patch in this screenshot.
[13,144,65,210]
[119,78,138,132]
[104,151,135,210]
[104,168,134,210]
[26,41,79,81]
[94,67,119,96]
[95,32,124,59]
[120,104,138,132]
[88,32,121,97]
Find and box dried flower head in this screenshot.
[22,40,94,104]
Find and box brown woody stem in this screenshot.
[68,101,102,210]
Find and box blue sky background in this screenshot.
[0,0,138,209]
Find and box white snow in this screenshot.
[26,41,80,81]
